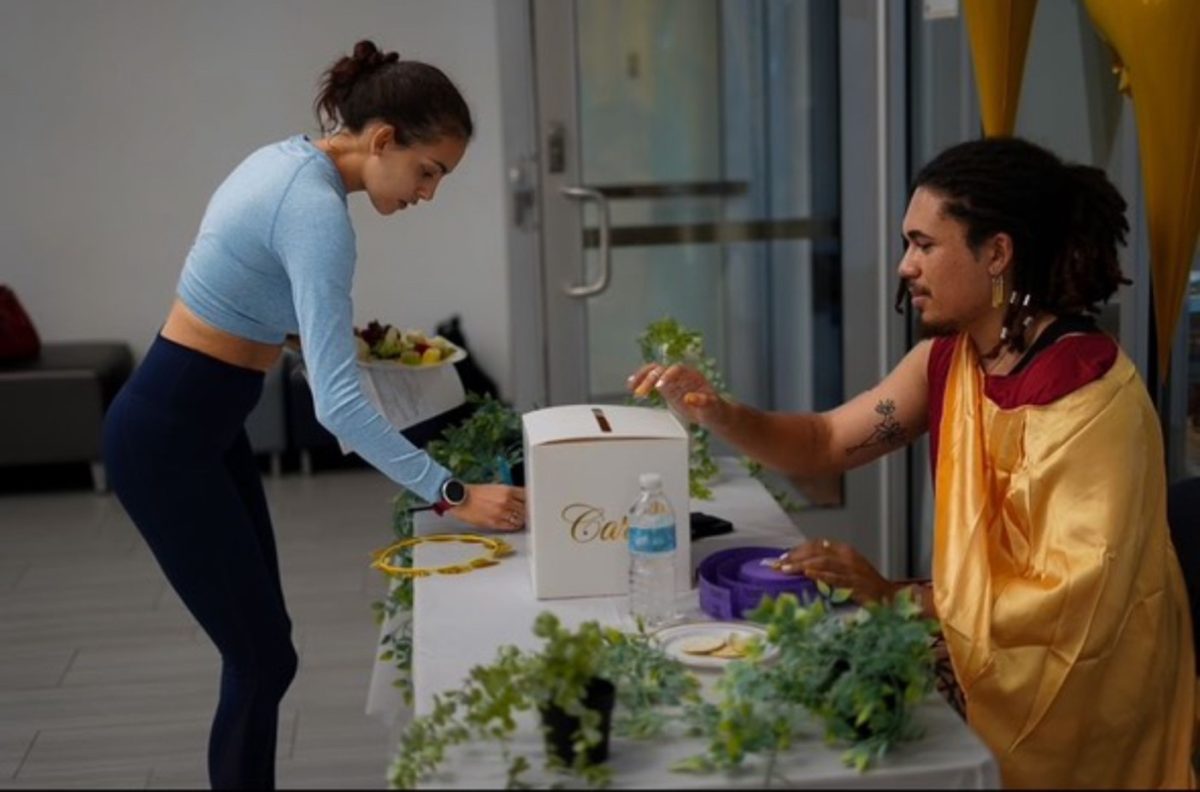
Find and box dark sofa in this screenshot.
[0,342,134,491]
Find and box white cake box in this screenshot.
[522,404,690,600]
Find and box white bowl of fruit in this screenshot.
[354,320,466,369]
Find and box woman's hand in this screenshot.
[448,484,527,532]
[626,362,731,428]
[777,539,900,605]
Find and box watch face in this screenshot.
[443,479,467,505]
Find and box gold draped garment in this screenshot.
[933,334,1196,788]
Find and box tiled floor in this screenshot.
[0,469,403,789]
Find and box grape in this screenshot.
[354,319,457,365]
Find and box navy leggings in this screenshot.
[103,335,297,790]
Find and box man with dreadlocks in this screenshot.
[628,137,1196,788]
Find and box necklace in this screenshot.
[370,533,516,578]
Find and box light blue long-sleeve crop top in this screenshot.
[177,135,451,503]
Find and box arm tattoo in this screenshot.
[845,399,906,455]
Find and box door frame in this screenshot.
[497,0,547,414]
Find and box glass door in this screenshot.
[535,0,840,410]
[531,0,906,573]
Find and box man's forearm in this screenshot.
[708,401,837,478]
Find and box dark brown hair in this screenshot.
[903,137,1130,354]
[314,40,473,145]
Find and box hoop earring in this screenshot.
[991,275,1005,308]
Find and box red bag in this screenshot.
[0,285,41,362]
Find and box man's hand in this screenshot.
[448,484,526,532]
[626,363,731,428]
[777,539,900,605]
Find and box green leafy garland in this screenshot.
[637,317,804,511]
[373,392,524,706]
[390,592,938,789]
[676,588,939,782]
[635,318,723,499]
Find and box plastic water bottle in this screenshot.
[628,472,677,628]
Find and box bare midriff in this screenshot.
[161,299,283,373]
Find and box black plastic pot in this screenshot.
[539,677,615,765]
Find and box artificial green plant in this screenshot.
[635,318,723,499]
[389,612,700,790]
[676,587,939,782]
[388,591,938,789]
[636,317,803,511]
[373,392,524,705]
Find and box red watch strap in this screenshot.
[432,499,452,516]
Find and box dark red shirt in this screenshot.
[926,330,1118,476]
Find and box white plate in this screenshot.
[653,621,776,671]
[358,344,467,370]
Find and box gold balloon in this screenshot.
[1084,0,1200,379]
[963,0,1040,137]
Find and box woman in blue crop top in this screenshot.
[101,40,524,790]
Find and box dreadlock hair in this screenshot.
[905,137,1130,356]
[314,40,473,145]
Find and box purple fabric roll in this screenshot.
[698,546,819,620]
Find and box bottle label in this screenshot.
[628,524,676,554]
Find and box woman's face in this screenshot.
[362,126,467,215]
[896,186,1006,336]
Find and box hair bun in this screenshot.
[314,42,472,141]
[351,40,400,73]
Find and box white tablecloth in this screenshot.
[367,460,1001,788]
[365,459,803,721]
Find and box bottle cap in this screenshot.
[639,472,662,489]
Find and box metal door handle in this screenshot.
[560,186,612,298]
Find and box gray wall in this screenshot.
[1,0,514,397]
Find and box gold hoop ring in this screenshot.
[370,533,515,578]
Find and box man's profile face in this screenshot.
[896,187,994,338]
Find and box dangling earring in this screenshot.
[991,274,1005,308]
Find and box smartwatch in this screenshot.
[433,477,468,515]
